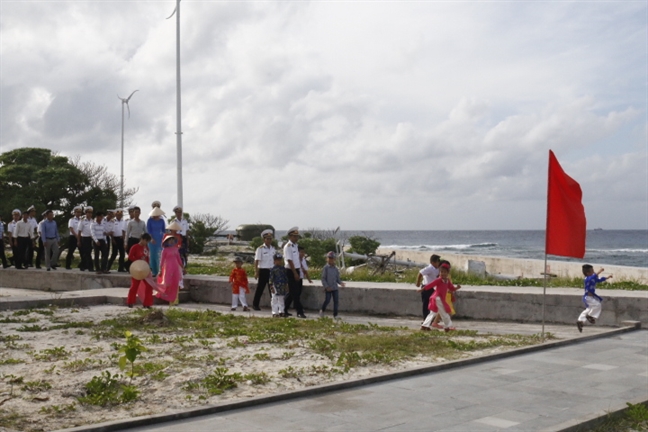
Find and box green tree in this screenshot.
[187,213,229,255]
[348,235,381,255]
[0,147,136,232]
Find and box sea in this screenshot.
[273,230,648,268]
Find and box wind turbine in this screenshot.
[167,0,184,208]
[118,90,138,208]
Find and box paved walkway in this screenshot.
[119,330,647,432]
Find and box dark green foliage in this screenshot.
[347,236,381,255]
[299,237,337,267]
[77,371,139,406]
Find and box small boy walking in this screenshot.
[319,252,345,319]
[229,256,250,311]
[577,264,612,332]
[269,253,288,317]
[415,254,441,319]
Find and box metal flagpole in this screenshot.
[168,0,183,208]
[542,151,551,340]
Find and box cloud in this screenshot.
[0,1,645,229]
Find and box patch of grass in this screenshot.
[0,317,40,324]
[0,358,24,365]
[21,379,52,392]
[253,353,270,361]
[33,346,70,362]
[278,366,301,379]
[183,368,242,396]
[39,403,77,416]
[77,371,139,406]
[243,372,270,385]
[590,402,648,432]
[63,358,104,372]
[0,409,29,431]
[134,362,169,381]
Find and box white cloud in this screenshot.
[0,1,645,230]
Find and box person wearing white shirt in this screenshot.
[0,216,8,269]
[173,205,191,266]
[65,206,83,270]
[91,211,109,274]
[77,207,95,272]
[283,227,306,318]
[7,209,21,268]
[253,229,276,310]
[108,208,127,272]
[13,211,34,270]
[27,205,40,268]
[415,254,441,319]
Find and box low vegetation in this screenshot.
[0,305,549,431]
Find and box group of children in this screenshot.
[129,232,614,333]
[228,249,345,318]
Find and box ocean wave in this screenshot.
[384,243,498,251]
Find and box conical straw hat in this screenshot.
[149,207,165,217]
[167,221,182,231]
[129,260,150,281]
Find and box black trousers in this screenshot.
[35,238,44,268]
[0,241,8,267]
[80,237,94,271]
[284,268,304,315]
[9,241,17,267]
[108,237,125,271]
[16,237,31,269]
[421,289,434,319]
[65,235,79,269]
[93,239,108,272]
[124,237,139,271]
[253,268,271,308]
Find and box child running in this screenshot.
[415,254,441,319]
[577,264,612,332]
[229,256,250,311]
[269,253,288,317]
[319,251,345,319]
[419,261,461,332]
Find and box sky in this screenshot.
[1,1,646,231]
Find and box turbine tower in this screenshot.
[118,90,138,208]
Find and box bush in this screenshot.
[299,237,337,267]
[347,236,381,256]
[185,213,229,255]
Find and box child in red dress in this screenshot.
[127,233,154,308]
[418,262,461,332]
[229,256,250,311]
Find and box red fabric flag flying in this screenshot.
[545,150,587,258]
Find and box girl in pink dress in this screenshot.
[418,262,461,332]
[154,234,185,305]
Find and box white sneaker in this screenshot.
[319,310,324,317]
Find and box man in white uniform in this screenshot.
[253,229,276,311]
[283,227,306,318]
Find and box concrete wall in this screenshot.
[377,248,648,283]
[2,269,646,326]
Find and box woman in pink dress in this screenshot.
[154,234,185,305]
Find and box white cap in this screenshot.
[27,205,35,212]
[173,205,182,212]
[84,206,94,212]
[287,226,299,236]
[107,209,116,213]
[12,209,21,215]
[261,229,273,238]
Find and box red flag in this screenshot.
[545,150,586,258]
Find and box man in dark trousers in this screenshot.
[253,229,276,310]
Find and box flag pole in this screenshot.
[542,150,551,340]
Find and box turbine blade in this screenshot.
[166,5,177,19]
[126,102,131,119]
[126,89,139,102]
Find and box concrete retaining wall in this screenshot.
[377,248,648,283]
[2,269,646,325]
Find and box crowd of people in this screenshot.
[0,201,191,275]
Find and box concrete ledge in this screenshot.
[55,325,642,432]
[548,395,648,432]
[3,268,646,325]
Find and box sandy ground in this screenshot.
[0,302,565,432]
